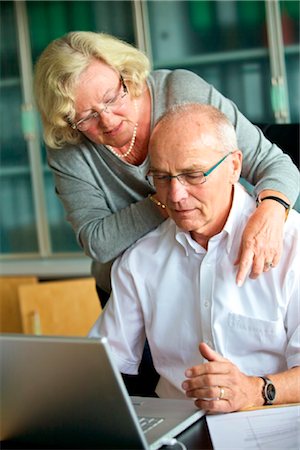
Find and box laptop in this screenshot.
[0,334,204,449]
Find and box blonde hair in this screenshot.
[34,31,151,149]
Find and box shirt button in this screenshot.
[206,339,213,347]
[204,301,209,308]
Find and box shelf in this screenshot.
[0,77,21,88]
[154,47,269,70]
[0,166,31,177]
[154,44,300,70]
[0,255,91,279]
[284,44,300,56]
[0,164,50,177]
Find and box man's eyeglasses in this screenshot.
[147,152,232,187]
[70,75,128,131]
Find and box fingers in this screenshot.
[184,383,235,413]
[263,261,273,271]
[264,250,280,270]
[185,344,229,379]
[234,200,285,286]
[250,246,280,277]
[183,346,256,412]
[183,372,230,393]
[235,233,282,286]
[183,360,231,398]
[194,397,232,413]
[235,246,254,287]
[182,371,247,413]
[182,354,242,412]
[189,376,257,413]
[198,342,228,363]
[219,386,225,399]
[236,247,279,287]
[185,384,228,401]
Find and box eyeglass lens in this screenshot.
[73,77,127,130]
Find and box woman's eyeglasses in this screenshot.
[70,76,128,131]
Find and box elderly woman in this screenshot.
[34,31,299,304]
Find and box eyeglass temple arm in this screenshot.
[120,75,128,94]
[203,152,231,177]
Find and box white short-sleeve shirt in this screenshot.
[89,184,300,398]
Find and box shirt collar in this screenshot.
[223,183,254,254]
[175,228,206,255]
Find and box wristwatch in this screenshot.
[260,376,276,405]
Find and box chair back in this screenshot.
[18,278,101,336]
[0,276,38,333]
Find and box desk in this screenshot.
[176,416,213,449]
[1,416,213,450]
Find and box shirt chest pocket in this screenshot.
[224,312,287,373]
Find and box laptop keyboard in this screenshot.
[139,416,164,434]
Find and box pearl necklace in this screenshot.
[106,101,138,159]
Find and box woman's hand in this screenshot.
[182,343,262,413]
[235,197,287,286]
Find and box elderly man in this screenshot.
[89,104,300,413]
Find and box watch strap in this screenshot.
[256,195,290,221]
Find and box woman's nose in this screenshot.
[95,108,116,128]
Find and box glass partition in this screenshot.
[148,0,274,123]
[280,0,300,123]
[27,1,134,255]
[0,1,38,254]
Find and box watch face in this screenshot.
[266,382,276,401]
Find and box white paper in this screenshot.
[206,405,300,450]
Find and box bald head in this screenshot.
[149,103,237,158]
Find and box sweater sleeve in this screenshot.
[211,86,299,204]
[47,144,165,264]
[162,69,300,205]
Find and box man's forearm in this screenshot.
[265,366,300,405]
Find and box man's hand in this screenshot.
[182,343,263,412]
[235,198,285,287]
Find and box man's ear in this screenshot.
[230,150,243,183]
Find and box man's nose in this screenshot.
[167,177,189,203]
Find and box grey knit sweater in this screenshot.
[47,70,300,291]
